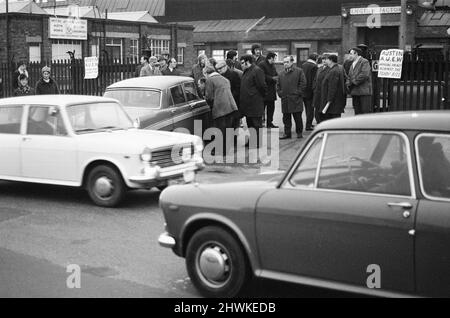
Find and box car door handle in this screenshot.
[388,202,413,210]
[22,137,32,142]
[171,109,178,114]
[189,103,197,109]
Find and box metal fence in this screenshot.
[0,59,141,98]
[375,52,450,112]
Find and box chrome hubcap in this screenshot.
[197,245,231,287]
[94,176,114,198]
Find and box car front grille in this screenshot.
[150,144,194,168]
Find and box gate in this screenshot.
[374,51,450,112]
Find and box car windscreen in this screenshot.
[104,89,161,110]
[67,102,134,134]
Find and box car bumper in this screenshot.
[128,159,205,184]
[158,232,176,249]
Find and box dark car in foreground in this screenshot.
[159,112,450,297]
[104,76,211,134]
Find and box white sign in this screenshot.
[84,57,99,79]
[378,49,404,79]
[350,6,401,15]
[49,17,87,40]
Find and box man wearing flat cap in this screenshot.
[35,66,60,95]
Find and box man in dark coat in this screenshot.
[35,66,60,95]
[240,54,267,148]
[258,52,278,128]
[251,44,266,65]
[312,56,330,124]
[319,54,346,122]
[277,56,307,139]
[346,47,373,115]
[301,53,319,131]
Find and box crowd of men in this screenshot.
[186,44,373,153]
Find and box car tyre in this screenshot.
[186,226,249,298]
[86,165,126,207]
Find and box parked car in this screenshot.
[0,95,204,207]
[159,111,450,297]
[104,76,211,135]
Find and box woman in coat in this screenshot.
[35,66,60,95]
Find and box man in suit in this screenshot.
[346,47,373,115]
[301,53,319,130]
[240,54,267,148]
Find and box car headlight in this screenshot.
[140,147,152,162]
[194,138,204,153]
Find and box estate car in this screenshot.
[104,76,211,134]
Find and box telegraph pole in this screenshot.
[399,0,407,50]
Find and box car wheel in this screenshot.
[86,165,125,207]
[186,226,249,298]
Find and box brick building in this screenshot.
[0,0,195,73]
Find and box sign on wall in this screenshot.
[84,57,99,79]
[378,49,404,79]
[349,6,401,15]
[49,17,88,40]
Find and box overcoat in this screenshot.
[277,66,307,114]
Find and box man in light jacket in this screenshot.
[346,47,373,115]
[204,65,238,156]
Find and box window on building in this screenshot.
[106,38,123,62]
[212,50,225,62]
[150,39,170,58]
[29,44,41,63]
[51,40,82,61]
[130,39,139,61]
[177,47,184,65]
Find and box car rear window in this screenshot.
[0,106,23,134]
[416,134,450,200]
[105,89,161,109]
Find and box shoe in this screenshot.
[297,134,303,139]
[306,127,314,131]
[279,134,291,140]
[267,124,279,128]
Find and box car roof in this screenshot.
[106,76,194,90]
[316,111,450,133]
[0,95,118,107]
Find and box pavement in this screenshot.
[199,99,355,181]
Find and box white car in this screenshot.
[0,95,204,207]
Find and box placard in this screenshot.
[84,57,99,79]
[378,49,404,79]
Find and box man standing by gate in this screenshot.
[347,47,373,115]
